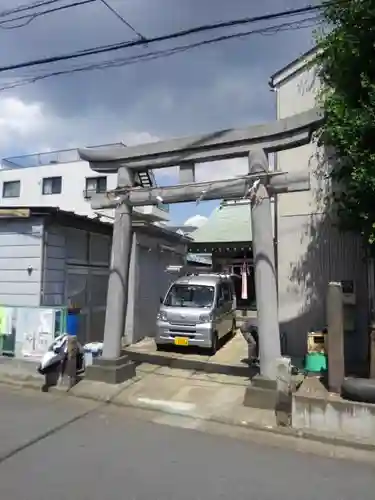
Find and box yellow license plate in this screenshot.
[174,337,189,346]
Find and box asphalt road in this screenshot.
[0,386,374,500]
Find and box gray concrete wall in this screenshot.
[274,62,369,367]
[0,217,43,307]
[277,214,368,367]
[128,230,186,344]
[292,392,375,443]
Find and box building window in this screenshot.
[3,180,20,198]
[42,176,62,195]
[84,176,107,198]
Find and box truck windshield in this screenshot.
[164,284,215,308]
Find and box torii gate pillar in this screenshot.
[248,150,280,380]
[84,167,136,384]
[243,149,282,409]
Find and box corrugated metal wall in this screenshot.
[41,226,66,307]
[0,217,43,307]
[41,223,111,345]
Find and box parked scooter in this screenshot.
[37,334,85,378]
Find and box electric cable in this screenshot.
[0,1,344,73]
[0,0,95,29]
[0,15,319,91]
[98,0,146,40]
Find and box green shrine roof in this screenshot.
[191,202,252,244]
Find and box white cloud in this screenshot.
[195,159,248,182]
[0,94,271,187]
[155,158,249,184]
[0,95,161,158]
[123,131,161,146]
[184,214,208,227]
[0,97,45,148]
[0,95,249,184]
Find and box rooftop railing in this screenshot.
[2,143,125,170]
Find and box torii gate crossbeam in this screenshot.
[79,108,322,171]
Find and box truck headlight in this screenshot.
[157,311,167,321]
[198,313,212,323]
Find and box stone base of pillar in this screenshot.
[243,376,278,410]
[85,354,136,384]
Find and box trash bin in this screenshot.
[66,308,81,337]
[83,342,103,367]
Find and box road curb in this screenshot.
[1,376,374,452]
[0,376,43,391]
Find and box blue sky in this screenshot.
[0,0,315,224]
[153,170,221,225]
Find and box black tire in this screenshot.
[208,331,219,356]
[341,377,375,404]
[38,360,60,375]
[155,343,165,352]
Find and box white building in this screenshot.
[270,48,369,371]
[0,144,169,223]
[0,145,188,356]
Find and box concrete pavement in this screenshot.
[0,386,374,500]
[124,333,251,376]
[1,358,375,451]
[0,357,278,429]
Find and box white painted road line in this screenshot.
[136,397,196,414]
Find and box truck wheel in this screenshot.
[209,332,219,356]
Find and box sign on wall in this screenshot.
[17,308,55,359]
[0,306,16,354]
[0,208,30,218]
[0,306,14,335]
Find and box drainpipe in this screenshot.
[269,83,279,299]
[40,218,48,307]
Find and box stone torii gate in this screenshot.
[79,108,323,384]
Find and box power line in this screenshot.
[0,0,95,29]
[98,0,146,40]
[0,1,343,73]
[0,0,64,19]
[0,15,319,91]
